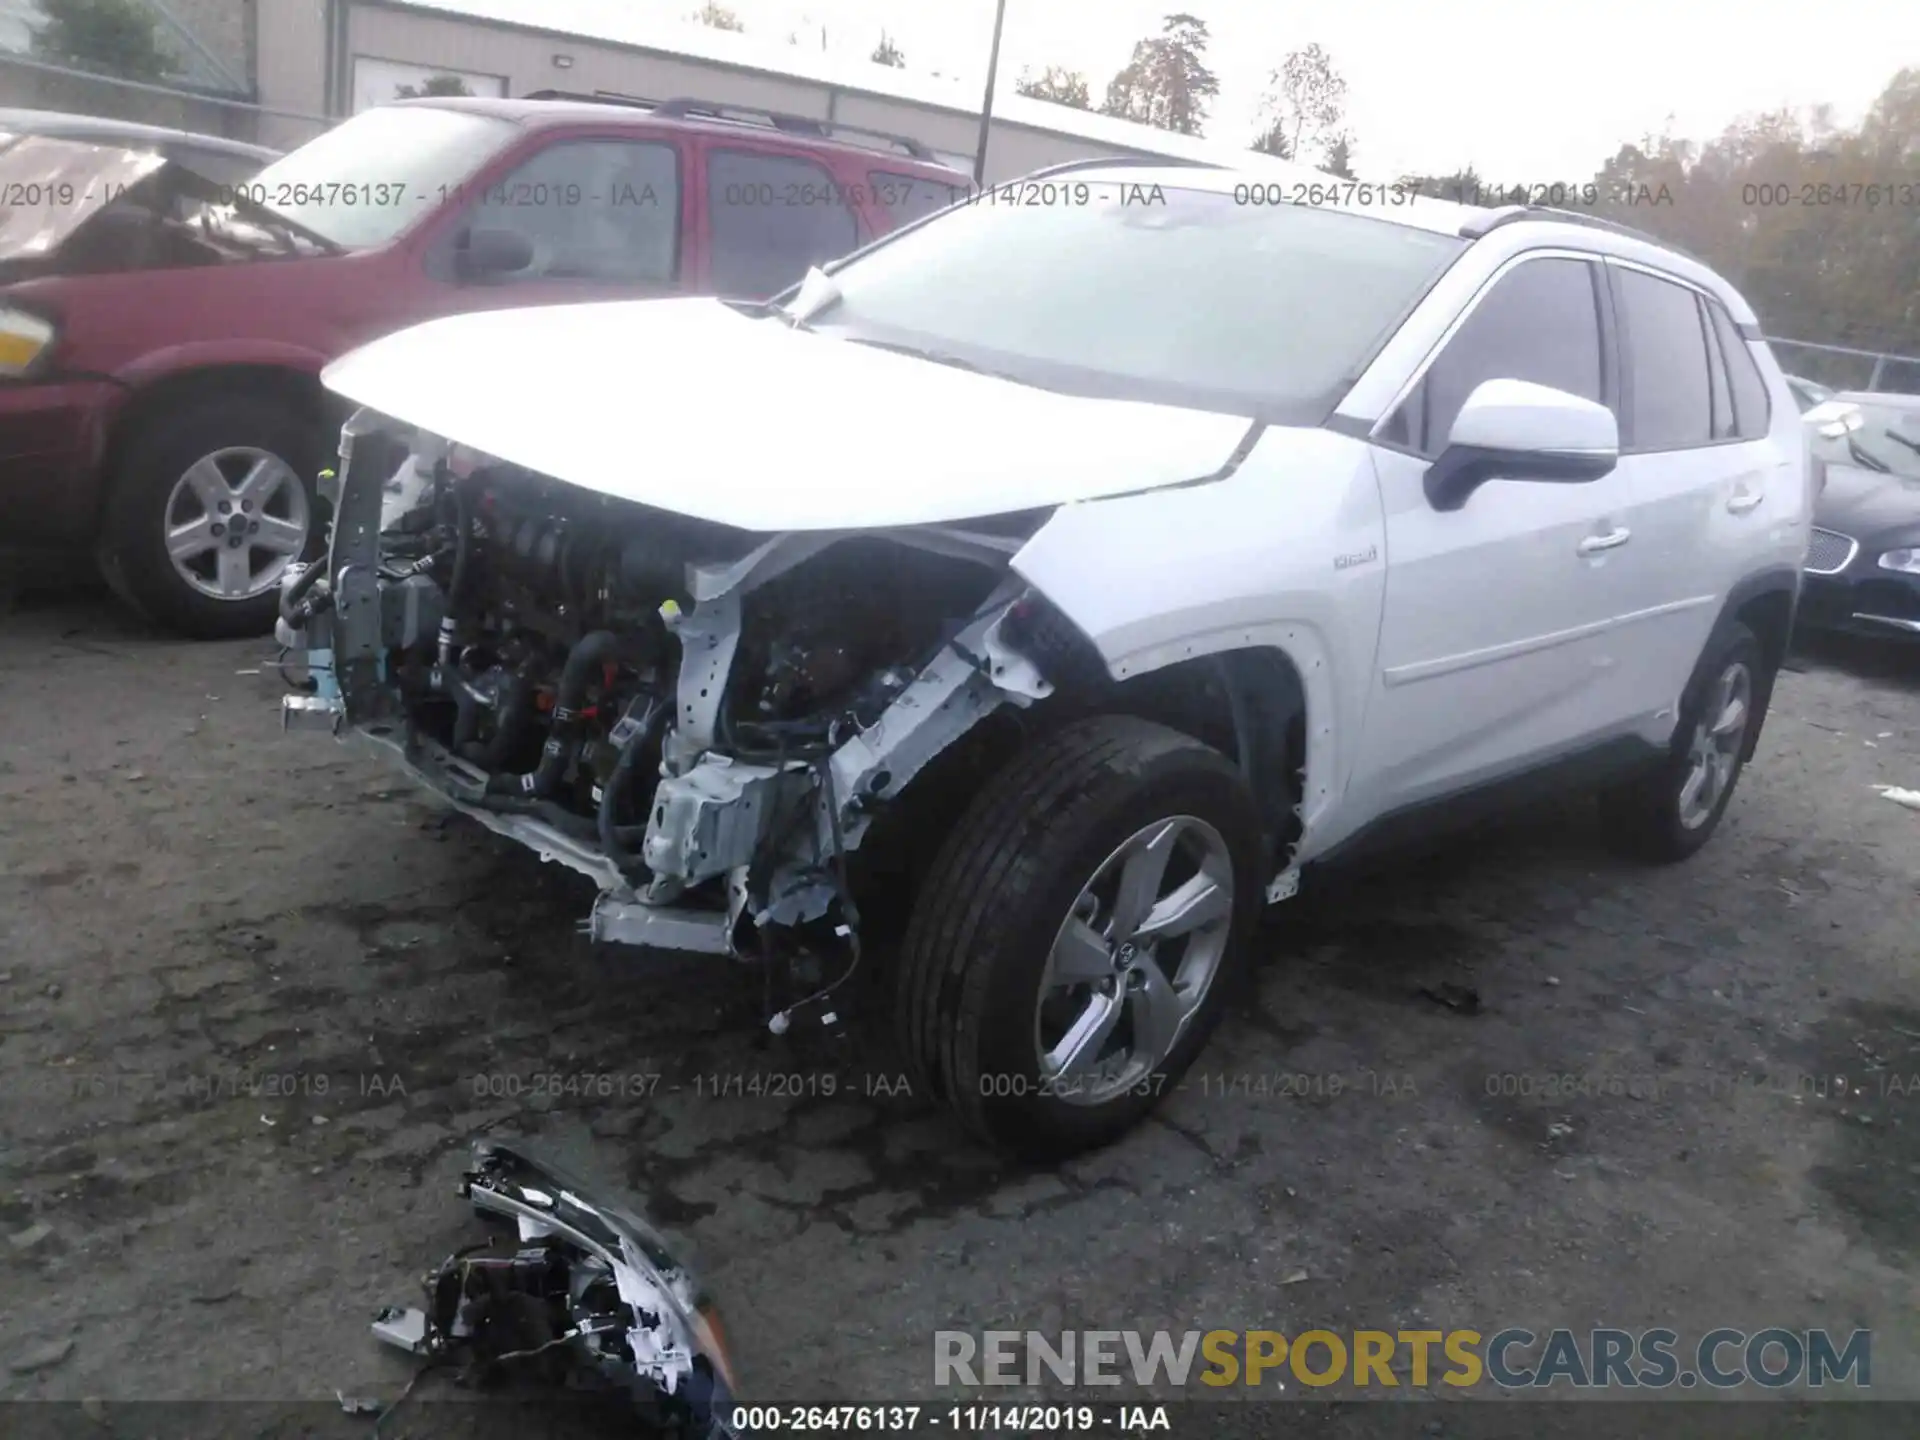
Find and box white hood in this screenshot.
[321,298,1253,531]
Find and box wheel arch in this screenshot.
[985,589,1320,877]
[98,363,343,523]
[1714,564,1800,761]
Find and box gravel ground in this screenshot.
[1,590,1917,1433]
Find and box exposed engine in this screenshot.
[282,429,1057,977]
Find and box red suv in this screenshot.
[0,94,968,635]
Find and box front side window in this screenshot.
[457,139,680,284]
[1615,265,1713,451]
[1389,256,1605,455]
[708,149,860,298]
[795,183,1467,422]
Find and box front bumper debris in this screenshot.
[373,1140,739,1436]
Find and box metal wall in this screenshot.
[324,3,1165,182]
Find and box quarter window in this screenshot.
[1614,265,1713,450]
[1390,256,1604,455]
[708,149,860,298]
[1705,299,1772,440]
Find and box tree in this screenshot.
[1100,13,1219,136]
[1394,167,1483,202]
[32,0,174,82]
[394,74,474,100]
[690,2,743,30]
[1256,43,1349,167]
[1016,65,1092,110]
[1250,120,1291,158]
[1324,132,1356,178]
[872,30,904,68]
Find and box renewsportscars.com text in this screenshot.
[934,1327,1870,1390]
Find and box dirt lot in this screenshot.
[2,589,1918,1431]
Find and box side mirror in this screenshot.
[454,226,534,282]
[1424,378,1620,512]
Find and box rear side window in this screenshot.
[1705,300,1772,440]
[1389,256,1604,455]
[1614,265,1713,450]
[707,149,860,299]
[868,170,965,228]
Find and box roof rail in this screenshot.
[521,89,658,110]
[648,96,937,161]
[1459,203,1705,263]
[520,89,940,161]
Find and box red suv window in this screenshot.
[706,148,860,299]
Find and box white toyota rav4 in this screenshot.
[280,160,1812,1159]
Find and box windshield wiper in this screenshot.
[1846,435,1894,473]
[212,187,343,256]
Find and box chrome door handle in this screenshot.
[1578,527,1632,555]
[1727,491,1763,514]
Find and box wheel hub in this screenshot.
[1032,814,1235,1108]
[163,446,310,602]
[1678,659,1751,831]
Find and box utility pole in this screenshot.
[972,0,1010,188]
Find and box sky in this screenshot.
[685,0,1919,180]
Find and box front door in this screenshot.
[416,134,690,315]
[1347,253,1643,821]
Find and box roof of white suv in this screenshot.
[1057,160,1762,330]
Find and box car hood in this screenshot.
[1814,462,1920,541]
[320,297,1257,531]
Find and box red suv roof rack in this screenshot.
[520,90,939,163]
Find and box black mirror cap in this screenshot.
[454,226,535,281]
[1424,444,1618,512]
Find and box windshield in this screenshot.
[241,106,517,249]
[796,182,1466,421]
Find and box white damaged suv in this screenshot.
[280,160,1811,1158]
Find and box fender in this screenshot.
[113,338,331,392]
[1009,429,1391,863]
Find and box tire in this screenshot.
[97,393,322,639]
[893,714,1265,1160]
[1597,620,1765,863]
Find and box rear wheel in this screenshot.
[893,715,1264,1159]
[1598,621,1763,862]
[98,393,321,638]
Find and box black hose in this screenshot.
[598,697,666,880]
[485,629,625,799]
[474,671,536,770]
[445,474,477,612]
[278,559,325,625]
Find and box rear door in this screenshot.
[415,130,691,313]
[1348,252,1645,817]
[692,139,868,299]
[1603,261,1783,720]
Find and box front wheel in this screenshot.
[97,393,322,638]
[893,715,1265,1159]
[1598,620,1764,862]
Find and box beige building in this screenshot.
[5,0,1316,181]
